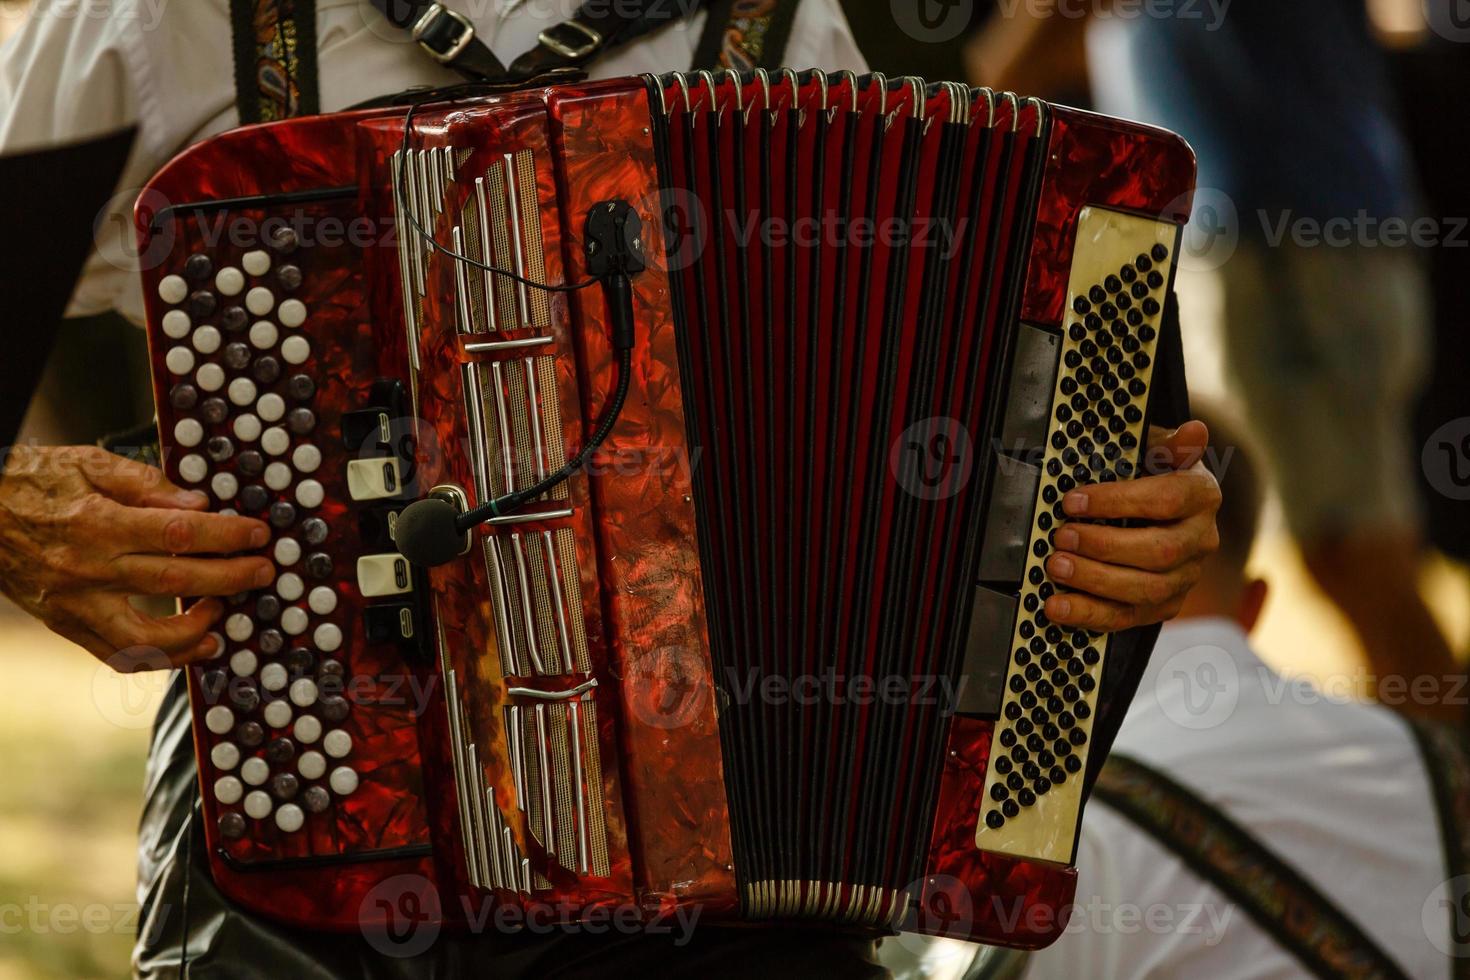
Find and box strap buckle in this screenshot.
[411,3,477,65]
[537,20,603,60]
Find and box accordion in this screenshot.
[136,69,1195,948]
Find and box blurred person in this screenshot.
[1018,410,1465,979]
[967,1,1458,718]
[0,0,1223,976]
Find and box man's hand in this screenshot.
[0,446,273,669]
[1044,421,1221,632]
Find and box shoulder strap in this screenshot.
[1093,754,1411,980]
[229,0,321,124]
[692,0,802,71]
[1407,719,1470,979]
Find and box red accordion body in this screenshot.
[136,71,1194,948]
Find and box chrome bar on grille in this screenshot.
[390,153,421,376]
[452,226,472,335]
[510,532,546,675]
[474,176,500,333]
[490,362,516,492]
[533,703,555,855]
[569,700,589,874]
[524,356,548,484]
[508,703,526,810]
[506,678,599,701]
[542,529,574,673]
[485,507,575,527]
[482,536,521,676]
[503,152,531,328]
[464,335,553,353]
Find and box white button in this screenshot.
[245,287,275,317]
[259,662,288,692]
[244,790,272,819]
[263,699,292,728]
[265,462,292,491]
[220,508,238,517]
[228,377,258,407]
[357,554,413,597]
[289,678,318,708]
[347,458,400,501]
[277,572,304,602]
[274,537,301,565]
[162,309,191,339]
[313,623,342,653]
[225,613,253,642]
[196,363,225,392]
[158,275,188,304]
[329,766,359,796]
[210,741,241,771]
[173,418,203,448]
[298,750,326,780]
[241,757,270,786]
[205,705,234,735]
[242,249,271,276]
[215,267,245,296]
[323,729,352,759]
[275,803,305,833]
[234,414,262,442]
[257,393,285,422]
[249,320,278,349]
[281,607,309,635]
[192,325,221,354]
[295,480,324,509]
[262,426,290,456]
[229,649,258,677]
[178,454,207,483]
[206,632,226,659]
[165,346,195,375]
[292,444,321,473]
[307,587,337,615]
[214,775,243,805]
[294,715,322,744]
[211,472,238,501]
[281,335,310,364]
[278,299,307,328]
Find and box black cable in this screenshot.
[457,346,632,527]
[395,97,600,293]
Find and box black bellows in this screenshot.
[650,74,1047,910]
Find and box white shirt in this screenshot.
[0,0,865,323]
[1027,617,1450,980]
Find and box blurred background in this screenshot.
[1,0,1468,976]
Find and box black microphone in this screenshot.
[394,496,470,568]
[395,199,644,569]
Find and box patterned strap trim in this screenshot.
[230,0,321,125]
[692,0,800,71]
[1094,754,1411,980]
[1408,719,1470,980]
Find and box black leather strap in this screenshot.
[370,0,508,81]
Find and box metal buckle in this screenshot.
[537,20,602,60]
[411,3,476,65]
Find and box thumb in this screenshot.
[1148,420,1209,473]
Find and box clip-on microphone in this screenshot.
[396,200,644,568]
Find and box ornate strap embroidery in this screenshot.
[1408,719,1470,979]
[230,0,321,124]
[692,0,800,72]
[1094,754,1410,980]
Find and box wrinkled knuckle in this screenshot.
[156,563,192,596]
[1156,535,1184,568]
[1142,574,1175,606]
[161,515,195,553]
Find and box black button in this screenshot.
[269,226,300,253]
[985,810,1005,829]
[230,684,260,713]
[271,771,300,800]
[258,627,284,654]
[305,552,334,579]
[269,502,297,528]
[287,374,316,401]
[206,436,234,463]
[287,647,314,673]
[287,408,316,435]
[1002,799,1020,818]
[1018,788,1036,807]
[320,695,350,723]
[188,290,216,318]
[990,783,1009,802]
[240,484,269,512]
[169,384,198,411]
[218,813,246,839]
[223,342,252,370]
[303,786,331,813]
[236,720,264,747]
[267,738,297,766]
[201,398,229,425]
[253,356,282,385]
[277,265,303,290]
[1151,243,1169,261]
